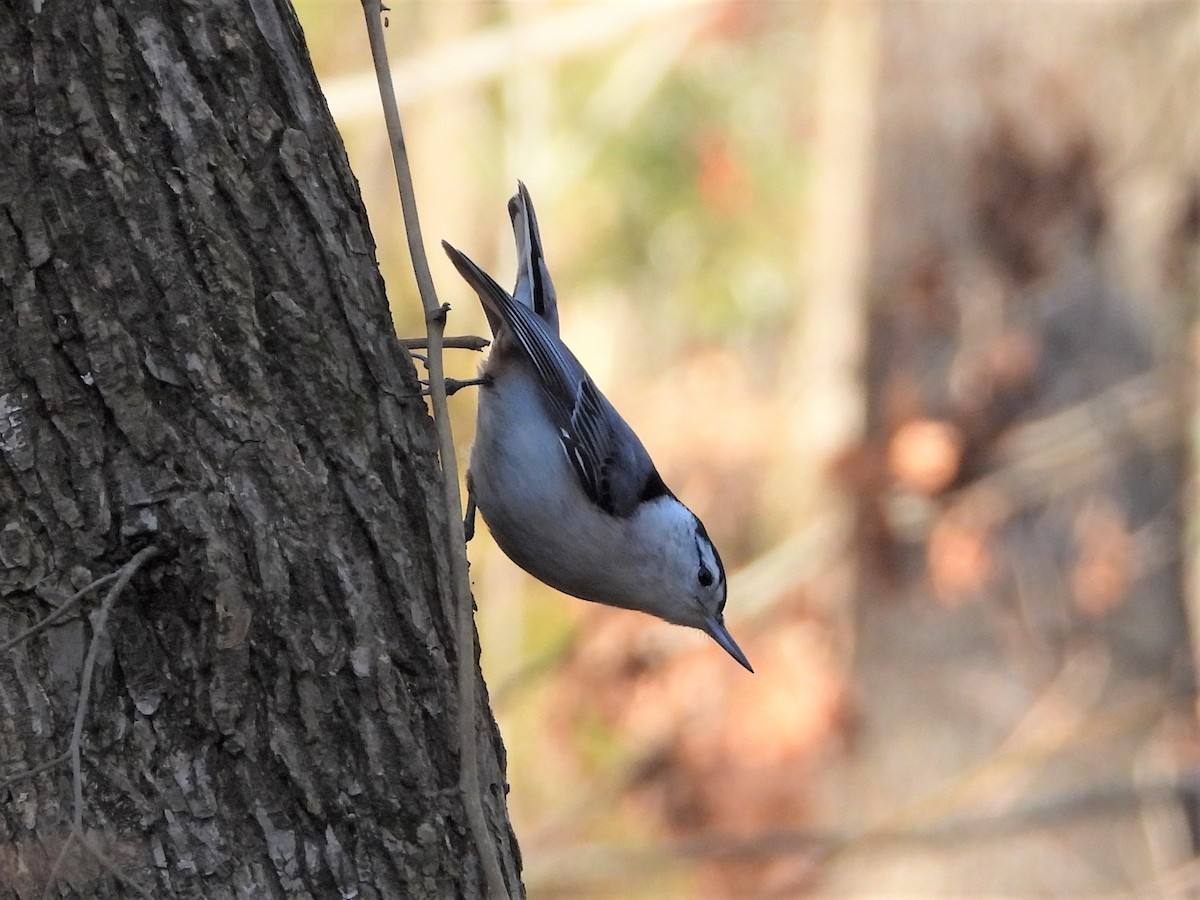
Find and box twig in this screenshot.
[1,570,141,792]
[38,826,155,900]
[951,370,1182,521]
[0,749,69,792]
[70,547,160,828]
[400,335,491,352]
[72,824,155,900]
[40,830,77,900]
[359,5,508,897]
[525,772,1200,892]
[41,544,161,900]
[677,771,1200,860]
[0,570,120,654]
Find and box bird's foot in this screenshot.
[415,375,492,397]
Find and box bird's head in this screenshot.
[630,497,753,673]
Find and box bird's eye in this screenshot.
[698,565,713,587]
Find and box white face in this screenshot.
[628,499,727,628]
[628,499,751,671]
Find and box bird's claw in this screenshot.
[445,376,490,396]
[413,375,490,398]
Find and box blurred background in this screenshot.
[296,1,1199,895]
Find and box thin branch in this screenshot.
[400,335,491,352]
[0,570,120,654]
[40,830,77,900]
[70,547,160,828]
[952,370,1182,521]
[0,750,69,792]
[41,544,161,900]
[0,566,150,794]
[72,824,155,900]
[525,773,1200,892]
[678,772,1200,861]
[359,5,508,897]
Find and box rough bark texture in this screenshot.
[0,1,520,897]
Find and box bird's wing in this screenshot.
[507,181,559,332]
[443,241,668,517]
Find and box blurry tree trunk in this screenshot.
[827,3,1200,894]
[0,3,519,898]
[782,0,877,519]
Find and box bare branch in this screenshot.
[952,370,1183,521]
[526,773,1200,893]
[0,749,70,792]
[0,562,157,795]
[400,335,491,352]
[72,824,155,900]
[0,570,120,655]
[359,4,508,896]
[69,547,161,826]
[676,772,1200,861]
[39,545,161,899]
[40,830,77,900]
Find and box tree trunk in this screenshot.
[0,2,520,897]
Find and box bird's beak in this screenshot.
[704,615,754,673]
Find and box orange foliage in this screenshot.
[695,130,751,215]
[928,514,994,605]
[1071,499,1134,616]
[887,418,964,495]
[551,599,847,894]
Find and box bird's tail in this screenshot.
[507,181,559,333]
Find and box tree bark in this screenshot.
[0,2,519,897]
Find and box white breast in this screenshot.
[470,367,617,596]
[469,363,706,629]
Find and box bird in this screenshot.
[441,182,752,672]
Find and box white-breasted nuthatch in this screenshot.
[441,183,752,672]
